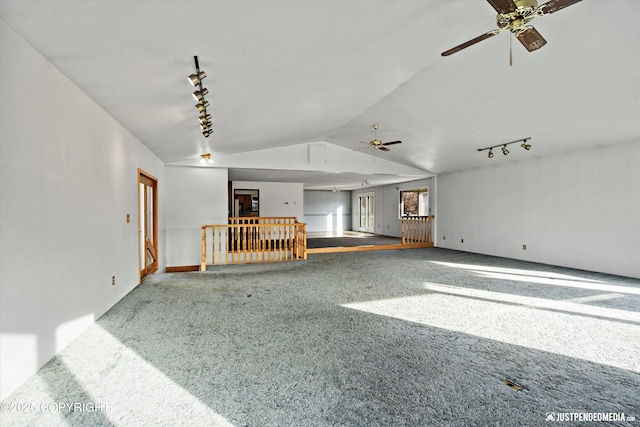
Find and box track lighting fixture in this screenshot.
[478,137,532,159]
[189,56,212,138]
[200,153,213,165]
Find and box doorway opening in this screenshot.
[233,189,259,217]
[138,169,158,281]
[358,193,375,233]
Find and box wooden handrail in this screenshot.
[201,217,306,269]
[228,216,299,224]
[401,215,434,244]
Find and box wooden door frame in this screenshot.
[138,169,158,282]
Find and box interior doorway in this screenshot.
[233,189,259,217]
[358,193,375,233]
[138,169,158,280]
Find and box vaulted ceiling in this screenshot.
[1,0,638,190]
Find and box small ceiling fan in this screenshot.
[357,125,402,152]
[441,0,582,58]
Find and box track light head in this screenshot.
[199,113,212,125]
[521,142,532,150]
[192,88,209,102]
[203,129,213,137]
[200,121,212,130]
[188,71,206,86]
[502,145,509,155]
[195,100,209,113]
[488,150,494,158]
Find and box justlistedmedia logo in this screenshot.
[546,412,635,422]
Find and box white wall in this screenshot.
[303,190,352,232]
[164,166,228,267]
[231,181,303,219]
[0,21,165,400]
[436,141,640,278]
[351,178,435,237]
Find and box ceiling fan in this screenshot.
[441,0,582,58]
[358,125,402,152]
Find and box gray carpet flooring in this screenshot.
[2,248,639,427]
[306,235,401,248]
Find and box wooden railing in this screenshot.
[201,217,307,269]
[401,215,434,244]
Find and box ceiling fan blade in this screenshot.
[538,0,582,15]
[382,140,402,146]
[441,29,501,56]
[516,26,547,52]
[378,146,390,152]
[487,0,517,14]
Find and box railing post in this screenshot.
[201,226,207,271]
[300,223,307,259]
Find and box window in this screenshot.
[399,188,429,218]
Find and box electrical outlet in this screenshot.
[126,214,131,223]
[523,244,527,250]
[461,238,464,243]
[112,276,115,286]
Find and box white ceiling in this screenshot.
[1,0,638,190]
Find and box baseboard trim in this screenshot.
[166,265,200,273]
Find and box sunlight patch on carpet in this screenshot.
[55,325,235,426]
[430,262,640,295]
[422,283,640,323]
[342,288,640,373]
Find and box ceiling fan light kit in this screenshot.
[189,56,212,138]
[441,0,582,61]
[478,137,532,158]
